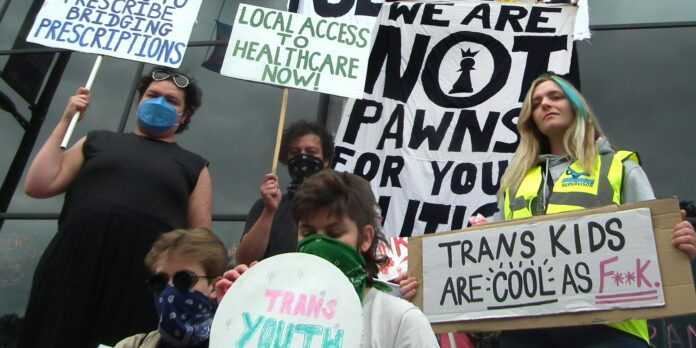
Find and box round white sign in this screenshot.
[210,252,363,348]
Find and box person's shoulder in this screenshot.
[85,129,117,141]
[621,157,642,171]
[365,289,438,347]
[113,331,160,348]
[368,288,419,314]
[172,143,207,165]
[83,130,123,153]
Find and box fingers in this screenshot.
[214,264,253,303]
[64,87,91,121]
[260,174,280,193]
[76,87,90,96]
[391,273,406,284]
[263,173,279,182]
[399,276,419,302]
[213,263,259,303]
[260,174,282,208]
[213,278,232,303]
[672,221,696,259]
[681,209,687,221]
[227,264,250,280]
[260,179,279,193]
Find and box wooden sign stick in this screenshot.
[271,88,289,175]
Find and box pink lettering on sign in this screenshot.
[598,256,618,293]
[264,289,282,312]
[263,289,337,320]
[595,290,658,304]
[595,256,661,305]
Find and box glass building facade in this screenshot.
[0,0,694,345]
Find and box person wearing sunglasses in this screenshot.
[20,67,212,348]
[115,227,228,348]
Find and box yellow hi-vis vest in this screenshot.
[503,150,649,344]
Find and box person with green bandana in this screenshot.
[217,169,439,347]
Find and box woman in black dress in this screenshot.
[19,67,212,348]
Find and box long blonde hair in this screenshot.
[498,74,607,198]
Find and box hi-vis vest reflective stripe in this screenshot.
[503,150,649,344]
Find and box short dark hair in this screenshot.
[145,228,228,282]
[279,120,335,164]
[137,66,202,134]
[680,201,696,227]
[680,201,696,218]
[291,169,388,281]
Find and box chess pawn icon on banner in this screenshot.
[449,48,479,94]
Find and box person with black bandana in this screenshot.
[235,120,335,265]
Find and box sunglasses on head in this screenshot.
[147,270,214,294]
[152,70,190,88]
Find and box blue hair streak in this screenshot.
[548,75,586,121]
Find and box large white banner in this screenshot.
[293,0,382,26]
[422,208,664,323]
[292,0,589,40]
[333,2,576,237]
[27,0,202,67]
[221,4,373,98]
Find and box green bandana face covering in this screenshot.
[298,233,368,301]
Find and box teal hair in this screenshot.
[547,74,586,121]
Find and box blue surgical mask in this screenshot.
[137,97,180,135]
[154,285,217,347]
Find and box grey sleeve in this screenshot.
[489,199,505,223]
[621,161,656,204]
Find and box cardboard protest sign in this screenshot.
[424,207,663,323]
[210,253,362,348]
[27,0,202,67]
[333,2,577,237]
[220,4,372,98]
[408,198,696,332]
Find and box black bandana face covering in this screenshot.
[287,154,324,194]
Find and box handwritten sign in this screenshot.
[27,0,202,67]
[210,253,362,348]
[422,208,664,323]
[220,4,372,98]
[377,237,409,281]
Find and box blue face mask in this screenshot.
[154,285,217,347]
[137,97,180,135]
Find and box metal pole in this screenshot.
[0,0,11,23]
[118,63,144,133]
[0,51,71,231]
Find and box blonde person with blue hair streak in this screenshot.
[489,72,696,347]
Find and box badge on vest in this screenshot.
[561,167,595,187]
